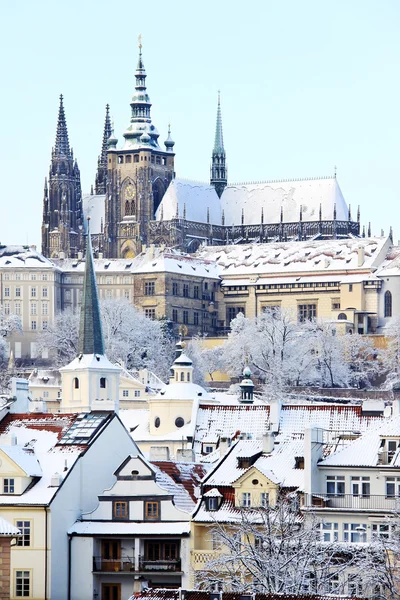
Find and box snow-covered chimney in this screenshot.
[98,252,103,259]
[218,436,231,457]
[59,252,65,260]
[392,399,400,418]
[77,251,83,261]
[50,473,63,487]
[269,397,282,434]
[149,244,155,260]
[358,246,365,267]
[304,427,324,501]
[263,431,274,454]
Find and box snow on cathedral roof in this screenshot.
[156,176,349,226]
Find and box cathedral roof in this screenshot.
[157,176,349,226]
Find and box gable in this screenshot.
[0,449,27,477]
[115,455,155,479]
[232,465,279,489]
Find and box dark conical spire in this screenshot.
[210,91,228,198]
[78,221,105,355]
[95,104,112,194]
[54,94,71,157]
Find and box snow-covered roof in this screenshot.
[279,404,375,435]
[60,353,121,372]
[53,257,133,273]
[156,382,211,401]
[155,179,221,223]
[0,445,42,477]
[28,369,61,388]
[82,194,105,235]
[0,246,58,270]
[376,245,400,277]
[153,461,207,512]
[157,176,350,226]
[221,177,348,225]
[130,246,220,279]
[319,417,400,468]
[68,521,190,535]
[197,237,390,278]
[193,404,270,456]
[0,517,20,536]
[203,487,223,497]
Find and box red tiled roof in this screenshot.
[152,461,207,502]
[135,590,366,600]
[0,413,78,441]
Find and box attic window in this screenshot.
[237,457,251,469]
[295,456,304,469]
[131,470,139,479]
[104,262,110,269]
[178,264,182,268]
[125,263,132,269]
[72,262,78,268]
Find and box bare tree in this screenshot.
[196,499,364,595]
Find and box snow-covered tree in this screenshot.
[37,308,79,366]
[196,498,364,594]
[37,299,175,379]
[0,308,22,363]
[186,338,225,385]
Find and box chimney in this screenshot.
[50,472,63,487]
[149,244,155,260]
[263,431,274,454]
[98,252,103,259]
[358,246,365,267]
[304,427,325,502]
[11,433,17,446]
[59,252,65,260]
[77,251,83,261]
[149,446,170,461]
[269,397,282,434]
[218,436,231,457]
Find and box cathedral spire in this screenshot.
[122,36,160,150]
[210,91,227,198]
[95,104,112,194]
[78,221,105,356]
[54,94,71,157]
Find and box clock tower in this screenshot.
[104,41,175,258]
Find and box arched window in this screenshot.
[73,377,79,389]
[385,291,392,317]
[338,313,347,320]
[187,372,190,382]
[154,417,160,428]
[180,372,185,382]
[125,200,130,215]
[100,377,106,389]
[134,155,139,163]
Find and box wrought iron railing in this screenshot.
[302,493,400,510]
[93,555,181,573]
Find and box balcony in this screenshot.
[302,493,400,511]
[93,556,181,573]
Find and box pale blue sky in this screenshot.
[1,0,399,247]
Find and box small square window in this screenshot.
[145,501,159,520]
[122,390,129,397]
[113,501,128,519]
[4,478,15,493]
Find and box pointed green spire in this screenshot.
[210,91,227,198]
[213,91,225,155]
[78,221,105,355]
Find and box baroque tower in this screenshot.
[41,95,83,258]
[210,92,227,198]
[104,40,175,258]
[95,104,112,195]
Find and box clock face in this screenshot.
[125,184,135,200]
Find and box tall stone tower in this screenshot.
[210,92,227,198]
[95,104,112,195]
[41,95,83,258]
[104,40,175,258]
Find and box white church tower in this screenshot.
[60,223,120,413]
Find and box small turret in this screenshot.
[239,360,254,403]
[95,104,112,195]
[164,124,175,152]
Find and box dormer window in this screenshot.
[100,377,106,389]
[3,478,14,494]
[207,497,219,511]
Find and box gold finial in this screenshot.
[138,34,142,50]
